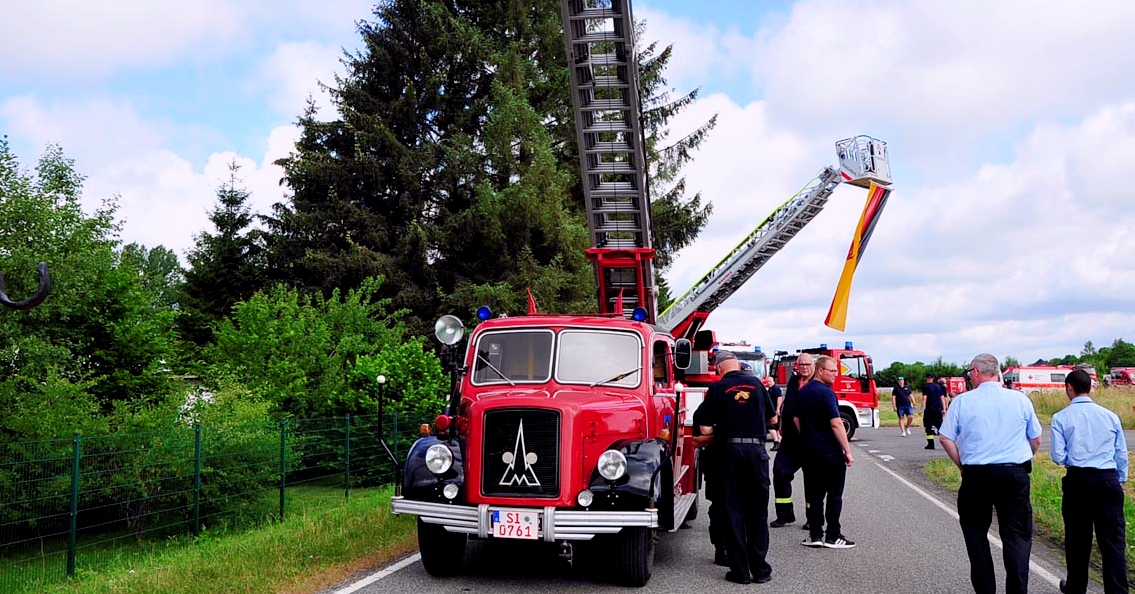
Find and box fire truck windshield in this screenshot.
[471,329,554,385]
[557,329,642,388]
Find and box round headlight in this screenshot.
[425,444,454,474]
[434,315,465,345]
[597,450,627,481]
[442,483,460,500]
[577,490,594,507]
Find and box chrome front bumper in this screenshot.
[391,497,658,541]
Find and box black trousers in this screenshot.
[702,448,728,550]
[958,464,1033,594]
[924,409,943,445]
[801,458,846,541]
[1061,467,1128,594]
[772,446,801,522]
[722,443,772,581]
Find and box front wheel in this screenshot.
[840,412,857,440]
[614,526,655,587]
[417,518,467,577]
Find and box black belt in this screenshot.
[727,437,763,444]
[963,461,1032,473]
[1066,466,1117,475]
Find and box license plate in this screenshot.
[491,508,538,540]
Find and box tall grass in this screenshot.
[926,453,1135,580]
[30,486,416,594]
[1030,386,1135,428]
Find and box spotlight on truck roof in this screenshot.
[434,315,465,345]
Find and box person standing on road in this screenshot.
[921,373,946,450]
[696,350,776,585]
[1050,368,1129,594]
[794,355,856,549]
[771,354,813,528]
[939,353,1043,594]
[691,408,729,567]
[893,376,915,436]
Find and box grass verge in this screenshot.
[925,452,1135,580]
[34,486,417,594]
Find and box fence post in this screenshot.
[279,418,287,521]
[66,434,80,578]
[193,424,202,536]
[392,411,399,460]
[344,414,351,500]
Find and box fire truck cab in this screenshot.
[392,312,699,586]
[769,342,879,439]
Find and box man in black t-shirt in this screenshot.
[921,373,945,450]
[794,355,856,549]
[892,377,915,437]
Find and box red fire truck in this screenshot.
[1110,367,1135,386]
[768,343,879,439]
[390,0,893,586]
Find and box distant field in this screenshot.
[877,385,1135,429]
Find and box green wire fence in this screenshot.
[0,412,429,593]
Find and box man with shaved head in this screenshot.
[939,353,1043,594]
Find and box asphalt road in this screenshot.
[332,428,1104,593]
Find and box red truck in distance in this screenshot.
[768,342,879,439]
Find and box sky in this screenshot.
[2,0,1134,369]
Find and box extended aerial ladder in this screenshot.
[658,137,893,341]
[560,0,657,321]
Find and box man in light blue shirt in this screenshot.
[1050,368,1128,594]
[939,353,1042,594]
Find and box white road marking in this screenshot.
[877,455,895,462]
[868,450,880,453]
[874,463,1061,588]
[331,553,422,594]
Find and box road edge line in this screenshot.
[331,553,422,594]
[873,462,1061,588]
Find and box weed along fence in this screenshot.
[0,412,430,593]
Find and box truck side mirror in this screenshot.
[674,339,692,370]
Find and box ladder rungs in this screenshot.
[586,162,636,174]
[583,142,634,154]
[589,76,630,88]
[574,32,628,45]
[566,8,620,20]
[580,99,630,111]
[576,53,626,67]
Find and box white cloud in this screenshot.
[667,93,1135,366]
[0,0,369,80]
[259,41,344,118]
[0,0,243,77]
[750,0,1135,135]
[1,95,294,263]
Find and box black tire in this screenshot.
[614,526,655,587]
[840,411,857,440]
[417,518,467,577]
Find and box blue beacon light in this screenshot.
[476,305,492,320]
[631,307,648,322]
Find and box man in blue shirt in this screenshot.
[794,355,855,549]
[939,353,1043,594]
[1050,369,1128,594]
[892,376,915,436]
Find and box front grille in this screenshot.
[482,408,560,498]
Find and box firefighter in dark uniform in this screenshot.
[695,350,776,585]
[691,407,728,566]
[922,372,946,450]
[771,353,813,527]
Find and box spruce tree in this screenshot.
[179,163,266,348]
